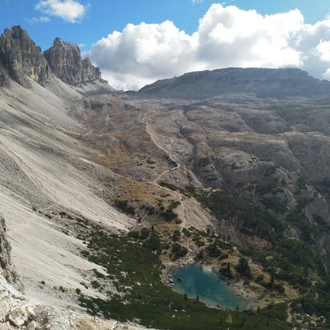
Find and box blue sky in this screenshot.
[1,0,330,90]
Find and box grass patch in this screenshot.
[78,223,292,330]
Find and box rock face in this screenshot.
[0,26,50,87]
[0,215,23,291]
[139,67,330,99]
[44,38,105,86]
[0,280,148,330]
[0,65,10,87]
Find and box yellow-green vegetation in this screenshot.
[111,178,183,223]
[77,221,293,330]
[67,166,330,330]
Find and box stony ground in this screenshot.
[2,68,330,329]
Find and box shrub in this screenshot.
[235,257,252,277]
[206,242,222,258]
[115,200,135,214]
[255,274,264,282]
[172,243,188,259]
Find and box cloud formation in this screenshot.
[87,4,330,90]
[27,16,50,25]
[35,0,89,23]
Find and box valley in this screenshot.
[0,26,330,329]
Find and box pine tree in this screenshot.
[225,313,232,324]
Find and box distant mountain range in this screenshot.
[139,67,330,98]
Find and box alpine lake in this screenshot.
[172,265,248,309]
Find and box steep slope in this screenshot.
[0,74,134,309]
[0,215,150,330]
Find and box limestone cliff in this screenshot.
[0,215,23,292]
[44,38,106,86]
[0,26,50,87]
[0,65,10,87]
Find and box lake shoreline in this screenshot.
[167,263,261,310]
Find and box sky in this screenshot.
[1,0,330,90]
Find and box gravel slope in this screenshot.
[0,77,134,309]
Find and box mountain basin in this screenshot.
[172,265,248,309]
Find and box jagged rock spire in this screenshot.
[44,37,104,86]
[0,25,50,87]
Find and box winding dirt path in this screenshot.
[142,111,186,225]
[143,111,181,183]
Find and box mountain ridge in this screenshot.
[0,26,115,93]
[139,67,330,99]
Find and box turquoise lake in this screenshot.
[172,265,247,309]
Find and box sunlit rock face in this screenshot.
[44,37,105,86]
[0,25,50,87]
[0,215,23,292]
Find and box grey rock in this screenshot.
[0,65,9,87]
[44,37,107,86]
[0,25,50,87]
[139,67,330,99]
[0,215,24,292]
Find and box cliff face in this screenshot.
[0,26,50,87]
[0,65,10,87]
[0,215,23,291]
[44,38,105,86]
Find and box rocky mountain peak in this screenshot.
[53,37,64,47]
[44,37,106,86]
[0,25,50,87]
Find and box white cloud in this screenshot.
[87,20,199,90]
[192,0,204,3]
[87,3,330,90]
[35,0,89,23]
[26,16,50,25]
[315,40,330,62]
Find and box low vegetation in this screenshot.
[197,189,286,242]
[77,223,293,329]
[72,177,330,329]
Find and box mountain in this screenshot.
[0,26,141,329]
[0,25,115,94]
[44,37,105,86]
[0,25,50,87]
[139,67,330,99]
[1,25,330,329]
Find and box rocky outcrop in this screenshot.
[44,38,106,86]
[0,215,23,292]
[0,65,10,87]
[139,67,330,99]
[0,284,149,330]
[0,26,50,87]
